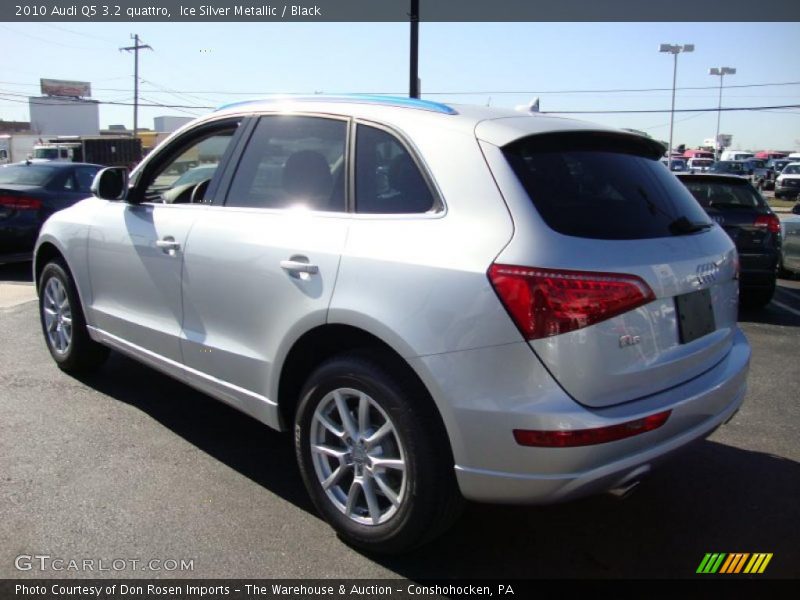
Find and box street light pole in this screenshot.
[659,43,694,169]
[409,0,420,99]
[710,66,736,160]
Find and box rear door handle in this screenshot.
[156,237,181,254]
[280,260,319,275]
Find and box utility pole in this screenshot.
[120,34,152,137]
[409,0,419,98]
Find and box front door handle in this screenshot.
[280,259,319,275]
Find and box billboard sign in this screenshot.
[40,79,91,98]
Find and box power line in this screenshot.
[0,79,798,97]
[542,104,800,115]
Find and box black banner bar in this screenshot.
[3,0,800,22]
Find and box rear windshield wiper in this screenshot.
[669,216,714,235]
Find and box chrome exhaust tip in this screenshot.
[607,479,642,500]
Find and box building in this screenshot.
[154,116,193,133]
[28,96,100,136]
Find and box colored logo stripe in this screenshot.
[697,552,773,574]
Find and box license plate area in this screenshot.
[676,288,716,344]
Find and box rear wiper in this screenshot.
[669,216,714,235]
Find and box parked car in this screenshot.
[766,158,792,190]
[676,173,780,307]
[774,162,800,200]
[779,204,800,278]
[743,158,773,190]
[660,157,688,172]
[720,150,754,162]
[687,157,714,173]
[34,97,750,552]
[0,161,102,263]
[708,160,748,177]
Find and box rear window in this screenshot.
[503,133,711,240]
[682,179,765,209]
[0,165,58,186]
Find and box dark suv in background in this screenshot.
[677,173,781,307]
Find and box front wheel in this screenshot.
[294,353,462,553]
[38,260,108,373]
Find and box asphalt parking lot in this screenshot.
[1,261,798,579]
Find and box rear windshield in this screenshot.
[503,133,711,240]
[681,179,764,209]
[0,165,57,186]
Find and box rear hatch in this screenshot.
[478,125,739,408]
[679,175,781,258]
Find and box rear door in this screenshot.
[179,114,350,401]
[479,127,739,408]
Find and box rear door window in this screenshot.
[355,124,435,214]
[503,133,711,239]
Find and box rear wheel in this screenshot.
[38,260,108,373]
[294,352,463,553]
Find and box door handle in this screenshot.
[280,260,319,275]
[156,237,180,254]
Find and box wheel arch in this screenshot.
[276,323,457,464]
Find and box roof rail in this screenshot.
[216,94,458,115]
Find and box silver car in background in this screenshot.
[33,97,750,553]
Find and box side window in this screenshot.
[142,124,239,204]
[226,116,347,212]
[355,124,434,214]
[74,167,100,193]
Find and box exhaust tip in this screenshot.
[607,479,642,500]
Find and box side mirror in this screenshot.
[91,167,129,201]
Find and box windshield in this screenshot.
[503,134,711,240]
[33,148,59,160]
[0,165,58,185]
[692,159,713,166]
[713,162,744,173]
[783,164,800,175]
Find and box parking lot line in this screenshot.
[771,298,800,318]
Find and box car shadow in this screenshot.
[738,287,800,327]
[0,261,33,283]
[76,352,799,578]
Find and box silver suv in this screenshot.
[34,97,750,553]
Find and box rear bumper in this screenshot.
[413,329,750,505]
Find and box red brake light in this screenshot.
[0,194,42,210]
[753,214,781,234]
[488,264,656,340]
[513,410,672,447]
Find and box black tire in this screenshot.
[740,281,776,309]
[38,259,109,374]
[294,352,463,553]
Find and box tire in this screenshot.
[294,352,463,553]
[740,281,776,309]
[38,259,109,374]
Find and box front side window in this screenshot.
[226,116,347,212]
[142,123,239,204]
[355,124,435,214]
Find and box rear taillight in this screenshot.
[513,410,671,447]
[0,194,42,210]
[488,264,656,340]
[753,214,781,234]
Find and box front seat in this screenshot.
[282,150,333,210]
